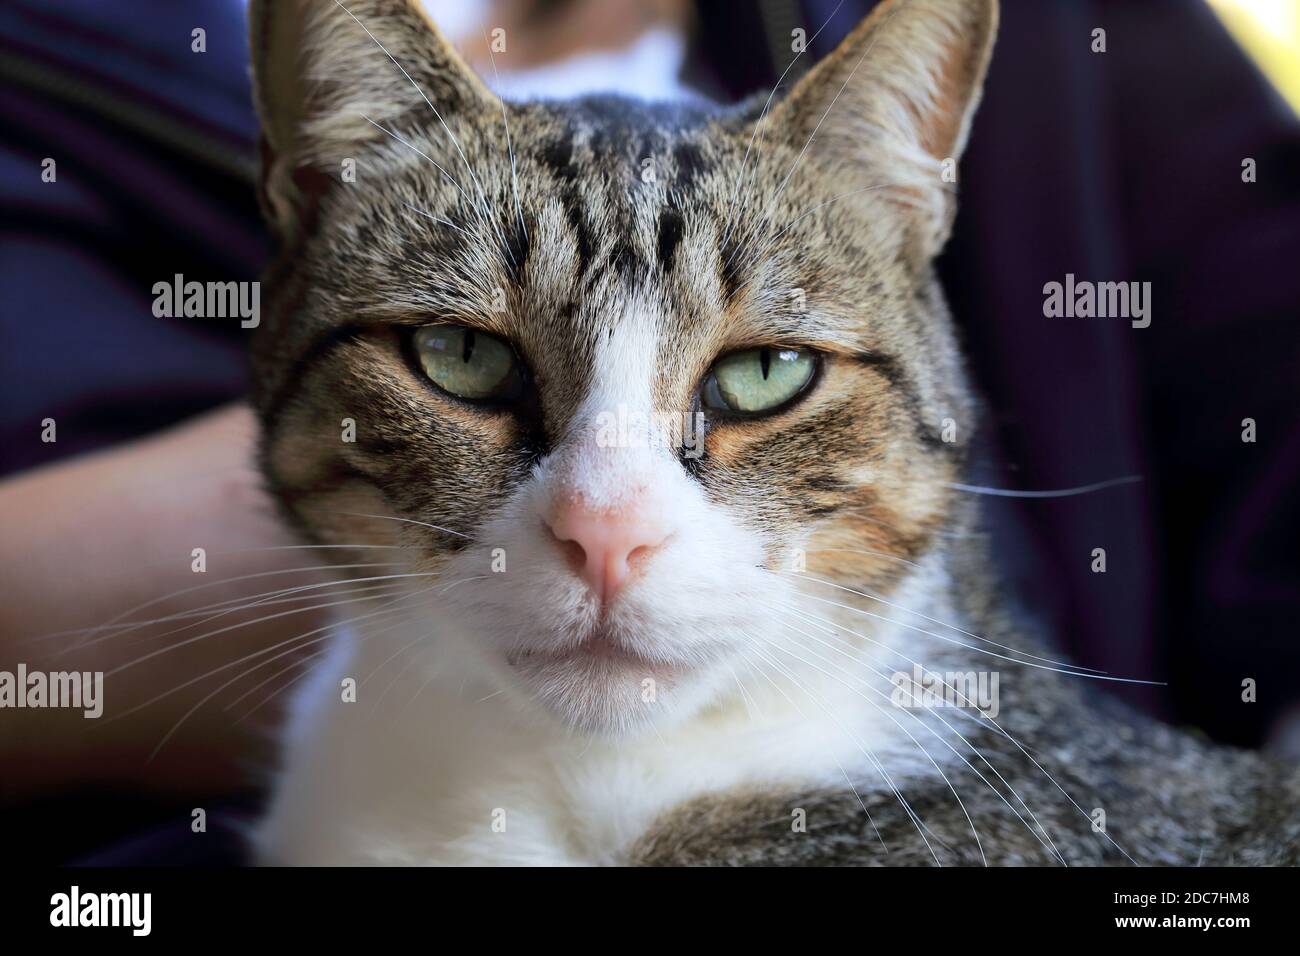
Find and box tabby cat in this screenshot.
[246,0,1299,864]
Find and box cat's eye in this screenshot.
[412,324,522,403]
[702,347,817,415]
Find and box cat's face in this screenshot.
[249,0,996,733]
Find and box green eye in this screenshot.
[703,347,816,415]
[412,324,521,402]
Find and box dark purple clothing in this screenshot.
[1,0,262,470]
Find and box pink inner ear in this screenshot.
[916,33,986,162]
[265,160,336,243]
[290,164,336,206]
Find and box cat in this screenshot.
[245,0,1299,865]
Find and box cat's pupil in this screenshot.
[760,348,771,380]
[462,329,476,364]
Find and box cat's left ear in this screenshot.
[248,0,498,241]
[763,0,998,259]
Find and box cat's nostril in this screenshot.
[543,519,586,568]
[557,537,587,575]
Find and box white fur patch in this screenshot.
[256,557,960,864]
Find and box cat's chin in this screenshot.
[503,635,703,735]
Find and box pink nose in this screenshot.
[546,498,669,604]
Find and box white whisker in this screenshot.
[760,593,1135,864]
[776,569,1113,675]
[945,475,1143,499]
[334,0,509,254]
[761,602,1063,863]
[481,29,527,250]
[758,630,988,865]
[745,641,937,863]
[335,510,471,539]
[776,570,1159,684]
[738,1,905,264]
[32,562,404,647]
[719,0,849,251]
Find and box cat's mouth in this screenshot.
[505,630,685,678]
[501,626,698,732]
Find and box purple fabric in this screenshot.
[1,0,263,472]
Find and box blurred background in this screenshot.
[2,0,1298,863]
[1208,0,1300,111]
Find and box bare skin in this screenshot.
[0,405,331,799]
[457,0,690,73]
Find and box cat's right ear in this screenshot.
[761,0,998,261]
[248,0,497,241]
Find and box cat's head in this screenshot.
[248,0,997,734]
